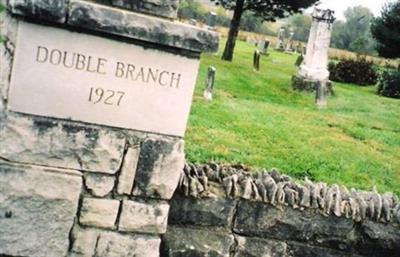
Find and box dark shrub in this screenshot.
[376,70,400,99]
[329,58,377,85]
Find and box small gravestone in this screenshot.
[253,50,261,71]
[207,12,217,29]
[276,27,286,51]
[258,39,270,55]
[189,19,197,26]
[295,54,304,67]
[315,80,328,107]
[285,32,295,52]
[296,42,303,54]
[203,66,216,101]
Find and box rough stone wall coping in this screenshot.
[90,0,180,19]
[6,0,219,53]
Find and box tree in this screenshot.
[287,14,312,42]
[210,0,319,61]
[331,6,375,55]
[371,1,400,58]
[178,0,207,22]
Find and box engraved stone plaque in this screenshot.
[9,22,200,137]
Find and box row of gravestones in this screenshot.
[189,11,217,31]
[207,8,335,108]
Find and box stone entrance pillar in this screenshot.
[0,1,218,256]
[292,8,335,91]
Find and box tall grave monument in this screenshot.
[275,27,286,51]
[292,8,335,92]
[0,0,218,256]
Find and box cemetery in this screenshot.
[0,0,399,257]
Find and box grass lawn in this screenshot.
[185,39,400,195]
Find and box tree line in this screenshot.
[179,0,400,61]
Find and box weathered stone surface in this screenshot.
[92,0,179,19]
[169,194,237,228]
[84,173,115,197]
[68,0,219,53]
[234,200,357,251]
[0,115,126,174]
[162,227,234,257]
[79,197,120,228]
[0,162,82,257]
[117,146,140,195]
[0,12,17,103]
[358,220,400,257]
[70,227,99,257]
[119,200,169,234]
[8,0,67,23]
[287,242,364,257]
[292,74,334,93]
[132,138,185,200]
[235,236,288,257]
[95,231,161,257]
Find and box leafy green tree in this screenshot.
[371,1,400,58]
[287,14,312,42]
[210,0,319,61]
[331,6,376,55]
[178,0,207,22]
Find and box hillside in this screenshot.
[185,39,400,195]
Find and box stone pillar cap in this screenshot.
[6,0,219,53]
[312,8,336,23]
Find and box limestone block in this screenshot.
[68,0,219,53]
[287,242,364,257]
[95,231,161,257]
[117,146,140,195]
[92,0,179,19]
[132,137,185,199]
[234,236,288,257]
[79,198,120,228]
[162,227,234,257]
[234,200,357,252]
[8,0,67,23]
[84,173,115,197]
[69,227,99,257]
[0,162,82,257]
[169,194,237,228]
[0,115,126,174]
[119,200,169,234]
[358,220,400,256]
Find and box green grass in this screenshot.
[185,39,400,195]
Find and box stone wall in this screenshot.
[163,164,400,257]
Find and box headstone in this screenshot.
[292,8,335,92]
[0,1,218,257]
[299,8,335,82]
[258,39,270,55]
[285,31,295,52]
[276,27,286,51]
[189,19,197,26]
[207,12,217,29]
[296,42,303,54]
[295,54,304,67]
[253,50,261,71]
[203,66,216,101]
[315,80,328,107]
